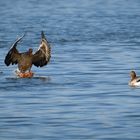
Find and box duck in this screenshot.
[129,70,140,87]
[4,31,51,78]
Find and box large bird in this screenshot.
[4,31,51,78]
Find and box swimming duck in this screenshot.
[129,70,140,87]
[4,31,51,78]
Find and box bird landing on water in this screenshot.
[4,31,51,78]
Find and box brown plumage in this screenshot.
[129,71,140,87]
[4,31,51,75]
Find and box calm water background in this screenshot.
[0,0,140,139]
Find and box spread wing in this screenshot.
[4,34,25,66]
[32,31,51,67]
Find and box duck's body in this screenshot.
[4,31,51,78]
[17,51,33,73]
[129,71,140,87]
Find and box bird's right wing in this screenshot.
[4,34,25,66]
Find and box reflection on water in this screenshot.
[6,76,51,82]
[0,0,140,139]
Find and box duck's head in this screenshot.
[28,48,33,53]
[130,70,136,80]
[26,48,33,55]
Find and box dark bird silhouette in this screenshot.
[4,31,51,77]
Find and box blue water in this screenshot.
[0,0,140,139]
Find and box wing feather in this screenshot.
[32,31,51,67]
[4,34,25,66]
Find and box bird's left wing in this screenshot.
[32,31,51,67]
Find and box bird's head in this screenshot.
[130,70,136,80]
[27,48,33,55]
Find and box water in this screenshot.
[0,0,140,139]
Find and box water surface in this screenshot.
[0,0,140,139]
